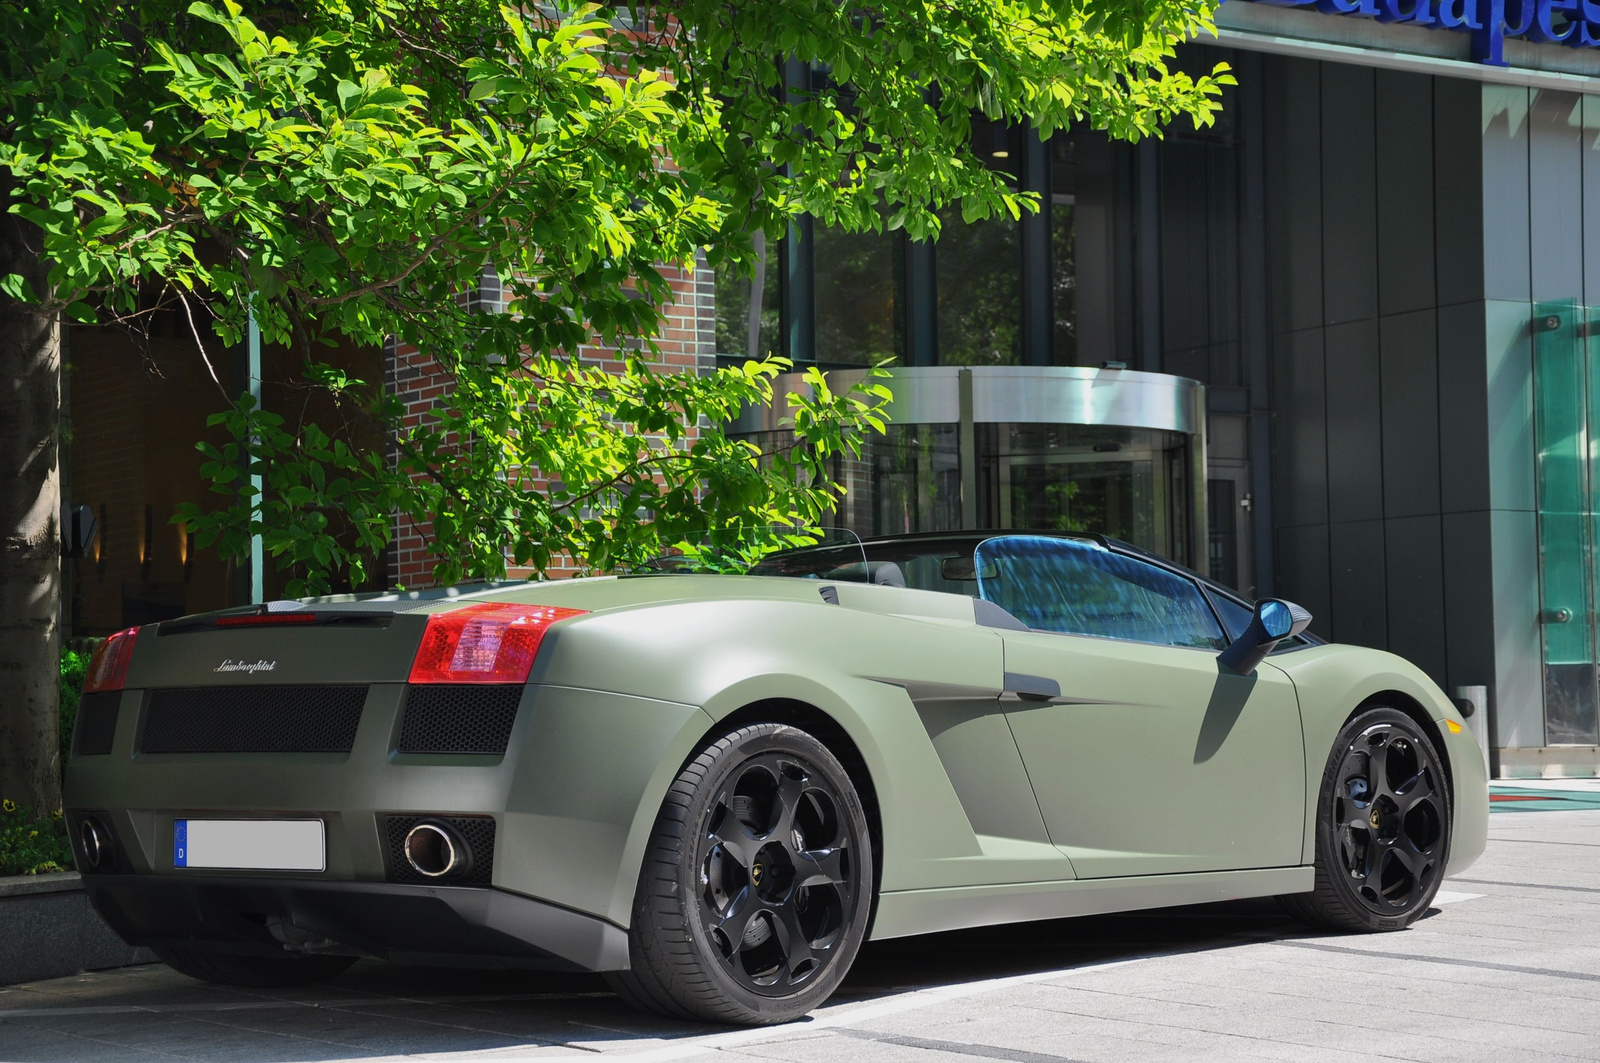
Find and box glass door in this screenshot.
[1532,299,1600,746]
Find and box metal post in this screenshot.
[782,216,815,364]
[959,369,977,528]
[1135,140,1163,373]
[1453,685,1493,779]
[233,303,263,605]
[1190,386,1208,573]
[903,238,937,366]
[1019,123,1053,367]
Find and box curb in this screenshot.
[0,872,156,985]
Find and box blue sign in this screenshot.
[1245,0,1597,66]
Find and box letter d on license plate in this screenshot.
[174,819,325,871]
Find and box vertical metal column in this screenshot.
[780,58,815,366]
[1019,123,1053,366]
[782,217,815,365]
[1135,140,1163,372]
[58,318,73,635]
[1238,50,1275,598]
[902,238,937,366]
[1190,385,1209,575]
[958,369,977,528]
[233,303,263,606]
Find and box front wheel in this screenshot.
[606,723,874,1025]
[1280,707,1451,932]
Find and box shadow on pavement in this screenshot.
[840,896,1300,1001]
[0,898,1312,1061]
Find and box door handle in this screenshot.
[1003,672,1061,701]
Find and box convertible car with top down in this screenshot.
[64,532,1488,1024]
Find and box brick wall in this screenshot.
[386,253,720,589]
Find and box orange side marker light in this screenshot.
[1445,719,1463,734]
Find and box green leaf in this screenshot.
[0,274,34,302]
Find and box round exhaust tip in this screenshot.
[404,822,465,878]
[79,818,110,871]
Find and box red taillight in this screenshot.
[408,603,586,684]
[83,626,140,693]
[215,612,317,627]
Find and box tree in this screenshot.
[0,0,1228,811]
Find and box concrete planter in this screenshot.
[0,872,155,984]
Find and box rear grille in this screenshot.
[141,686,368,753]
[383,814,496,886]
[73,692,121,756]
[397,685,523,754]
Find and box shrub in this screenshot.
[0,801,72,876]
[60,647,90,764]
[0,651,95,875]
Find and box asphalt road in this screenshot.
[3,780,1597,1062]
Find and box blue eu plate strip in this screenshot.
[173,819,188,868]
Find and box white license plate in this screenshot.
[174,819,325,871]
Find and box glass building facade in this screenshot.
[721,20,1600,774]
[54,7,1600,774]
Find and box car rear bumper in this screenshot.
[82,873,630,972]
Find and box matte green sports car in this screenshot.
[64,533,1487,1025]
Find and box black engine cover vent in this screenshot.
[397,685,524,755]
[73,692,122,756]
[141,685,367,753]
[383,814,496,886]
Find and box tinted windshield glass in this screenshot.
[1207,591,1255,641]
[974,535,1227,649]
[750,538,983,593]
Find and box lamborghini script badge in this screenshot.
[214,659,276,674]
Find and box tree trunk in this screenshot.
[0,179,63,814]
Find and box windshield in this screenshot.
[746,535,1083,593]
[974,534,1230,649]
[744,531,1305,645]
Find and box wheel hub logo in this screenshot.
[751,863,764,886]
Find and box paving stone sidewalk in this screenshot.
[2,798,1596,1062]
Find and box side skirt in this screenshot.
[870,866,1314,940]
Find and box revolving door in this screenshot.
[734,366,1207,570]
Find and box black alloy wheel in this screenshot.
[1281,706,1452,932]
[607,723,873,1025]
[698,751,857,995]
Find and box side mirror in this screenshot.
[1218,598,1312,675]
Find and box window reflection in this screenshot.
[814,225,902,366]
[737,419,1194,574]
[873,424,961,535]
[982,424,1176,554]
[936,205,1020,365]
[713,234,780,359]
[1052,134,1077,366]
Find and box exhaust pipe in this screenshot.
[403,821,469,878]
[79,817,112,871]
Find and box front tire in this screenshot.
[1281,707,1451,932]
[158,948,357,987]
[607,723,874,1025]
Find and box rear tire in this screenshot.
[1280,707,1451,932]
[607,723,873,1025]
[158,948,357,988]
